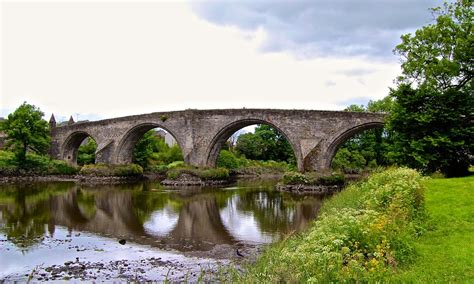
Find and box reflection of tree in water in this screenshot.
[0,183,71,249]
[231,189,322,234]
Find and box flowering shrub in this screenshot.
[282,172,309,184]
[238,168,425,282]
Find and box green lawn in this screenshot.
[389,175,474,282]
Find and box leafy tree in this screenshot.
[388,85,473,176]
[389,0,473,176]
[394,0,473,90]
[133,131,161,169]
[0,102,50,165]
[235,124,296,164]
[133,130,183,169]
[77,137,97,166]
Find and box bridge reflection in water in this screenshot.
[0,180,323,252]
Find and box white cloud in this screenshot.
[1,1,400,121]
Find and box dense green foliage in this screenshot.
[234,125,296,164]
[166,166,229,181]
[77,137,97,166]
[333,97,394,173]
[238,168,426,282]
[0,102,50,165]
[217,149,293,174]
[132,130,183,170]
[79,163,143,177]
[394,0,473,91]
[0,150,78,175]
[388,0,473,177]
[388,85,473,176]
[282,171,345,186]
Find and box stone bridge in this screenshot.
[50,109,386,172]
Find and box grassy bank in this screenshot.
[235,168,473,282]
[387,175,474,282]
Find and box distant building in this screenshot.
[154,129,177,147]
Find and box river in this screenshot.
[0,178,326,281]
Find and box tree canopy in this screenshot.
[235,124,296,164]
[0,102,50,165]
[394,0,473,91]
[389,0,473,176]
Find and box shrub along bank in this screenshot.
[236,168,426,282]
[79,163,143,177]
[0,150,78,176]
[217,149,294,175]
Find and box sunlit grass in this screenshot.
[389,175,474,282]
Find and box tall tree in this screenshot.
[395,0,473,90]
[388,84,473,176]
[389,0,473,176]
[0,102,50,165]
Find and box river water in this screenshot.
[0,179,325,281]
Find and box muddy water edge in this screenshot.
[0,178,329,282]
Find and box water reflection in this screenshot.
[0,180,323,252]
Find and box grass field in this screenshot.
[388,175,474,282]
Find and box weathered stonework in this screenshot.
[50,109,385,172]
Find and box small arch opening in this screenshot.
[62,132,96,166]
[209,121,297,170]
[117,124,183,170]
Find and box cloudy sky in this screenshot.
[1,0,443,122]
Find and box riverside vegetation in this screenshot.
[234,168,428,282]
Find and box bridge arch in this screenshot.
[205,119,301,169]
[322,121,385,169]
[61,131,97,165]
[114,123,184,164]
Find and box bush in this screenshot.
[281,171,346,186]
[282,172,309,184]
[217,150,240,169]
[0,150,78,175]
[216,149,294,173]
[147,164,168,174]
[167,161,185,169]
[46,160,78,175]
[79,163,143,177]
[113,164,143,176]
